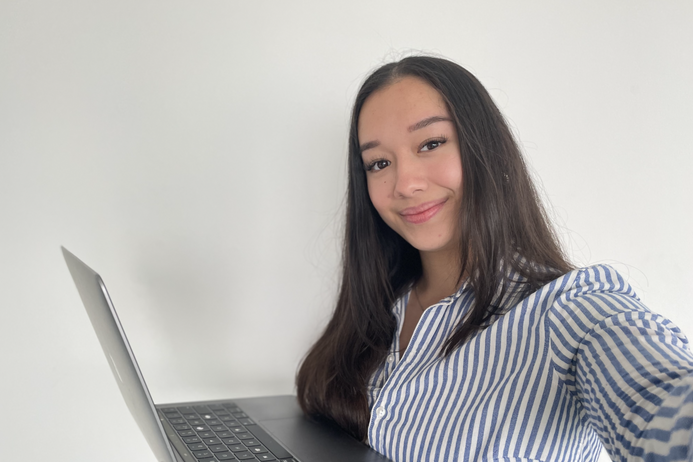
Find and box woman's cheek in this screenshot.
[433,154,463,192]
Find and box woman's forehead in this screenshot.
[357,77,452,147]
[358,77,450,134]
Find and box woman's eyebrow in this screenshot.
[408,115,452,132]
[359,116,452,153]
[359,140,380,153]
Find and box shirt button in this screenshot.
[386,354,394,364]
[376,406,386,418]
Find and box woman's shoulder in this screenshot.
[538,264,689,350]
[506,262,642,316]
[528,262,632,293]
[532,263,647,320]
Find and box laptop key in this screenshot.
[210,444,229,452]
[256,455,276,461]
[236,433,253,440]
[189,443,207,451]
[193,450,213,459]
[215,452,235,460]
[234,452,257,460]
[184,436,202,444]
[223,437,241,445]
[238,418,254,426]
[217,431,234,438]
[248,446,267,454]
[242,439,260,447]
[179,430,197,437]
[244,425,292,459]
[228,444,247,452]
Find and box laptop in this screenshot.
[61,246,390,462]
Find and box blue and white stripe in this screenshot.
[366,265,693,461]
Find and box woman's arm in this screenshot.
[576,309,693,460]
[551,284,693,460]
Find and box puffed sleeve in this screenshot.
[550,269,693,461]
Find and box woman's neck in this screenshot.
[417,247,464,308]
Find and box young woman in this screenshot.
[296,56,693,461]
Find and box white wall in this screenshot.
[1,1,691,461]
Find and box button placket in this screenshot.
[369,292,463,452]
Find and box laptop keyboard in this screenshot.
[159,402,299,462]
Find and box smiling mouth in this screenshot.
[400,199,447,224]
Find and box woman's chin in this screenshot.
[406,236,458,255]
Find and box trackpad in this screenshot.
[259,417,391,462]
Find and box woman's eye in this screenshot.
[366,159,391,172]
[421,138,447,152]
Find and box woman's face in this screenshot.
[358,77,463,255]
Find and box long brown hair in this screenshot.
[296,56,572,441]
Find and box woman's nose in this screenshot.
[393,157,426,198]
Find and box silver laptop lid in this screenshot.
[62,246,177,462]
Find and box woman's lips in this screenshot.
[399,199,447,224]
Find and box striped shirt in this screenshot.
[366,265,693,461]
